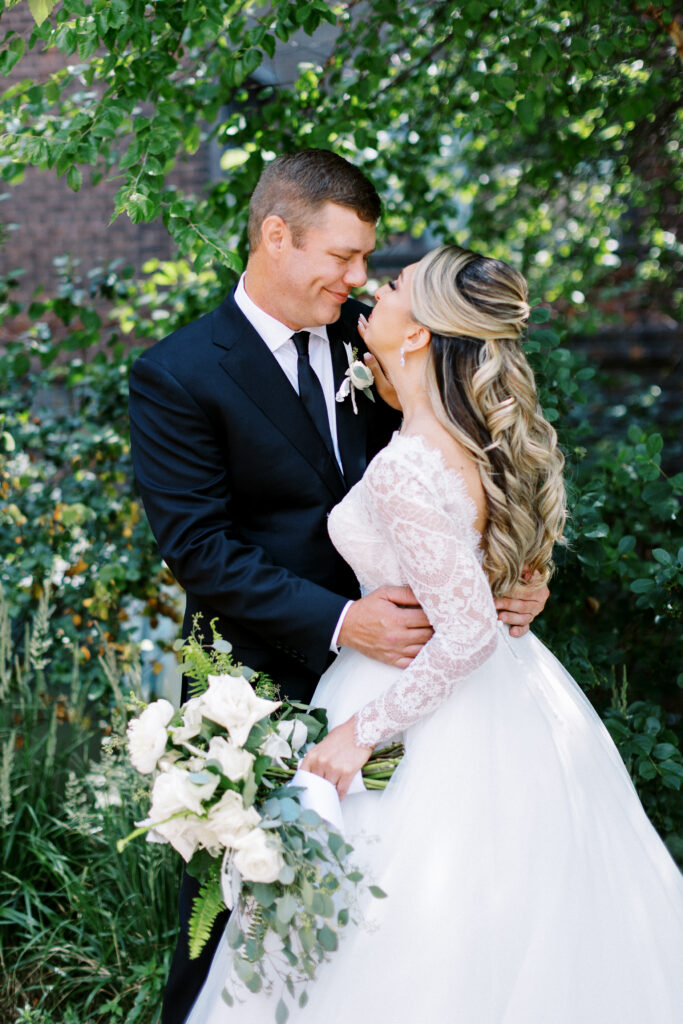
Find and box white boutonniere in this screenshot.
[335,342,376,414]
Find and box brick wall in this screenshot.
[0,5,213,297]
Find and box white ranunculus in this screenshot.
[206,736,254,782]
[277,718,308,754]
[170,696,205,745]
[259,730,292,768]
[233,828,284,883]
[127,699,175,774]
[206,789,260,848]
[202,674,280,747]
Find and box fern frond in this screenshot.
[189,877,226,960]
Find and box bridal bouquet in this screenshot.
[119,620,402,1019]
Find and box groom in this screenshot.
[129,149,548,1023]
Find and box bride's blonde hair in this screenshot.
[411,245,566,595]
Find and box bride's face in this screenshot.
[363,263,421,360]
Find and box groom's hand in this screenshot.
[338,585,433,667]
[494,569,550,638]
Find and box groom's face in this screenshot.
[276,202,376,329]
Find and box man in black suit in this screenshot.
[129,149,548,1023]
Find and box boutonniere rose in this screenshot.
[336,342,376,414]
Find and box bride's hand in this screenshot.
[358,314,402,411]
[300,717,374,800]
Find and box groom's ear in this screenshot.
[260,214,291,256]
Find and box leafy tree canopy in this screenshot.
[0,0,680,320]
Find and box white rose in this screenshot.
[170,696,205,745]
[127,699,175,774]
[202,674,280,747]
[277,718,308,754]
[148,764,219,819]
[206,789,260,848]
[348,361,374,389]
[260,730,292,768]
[146,814,213,862]
[142,765,219,861]
[233,828,284,883]
[206,736,254,782]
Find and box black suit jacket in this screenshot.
[129,289,399,702]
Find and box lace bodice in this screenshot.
[328,433,499,747]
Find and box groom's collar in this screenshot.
[234,273,329,353]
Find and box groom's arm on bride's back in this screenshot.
[128,350,347,677]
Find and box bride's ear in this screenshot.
[403,323,431,354]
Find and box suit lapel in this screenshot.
[328,317,369,489]
[211,294,347,502]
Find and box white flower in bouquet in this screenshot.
[149,764,219,820]
[170,695,204,745]
[206,789,260,847]
[276,718,308,754]
[206,735,254,782]
[146,810,208,862]
[233,826,284,883]
[202,673,281,747]
[142,764,221,860]
[259,729,292,768]
[126,698,175,774]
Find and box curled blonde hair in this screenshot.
[411,245,566,595]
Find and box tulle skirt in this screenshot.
[186,626,683,1023]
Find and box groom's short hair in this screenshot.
[248,149,381,251]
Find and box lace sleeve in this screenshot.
[354,446,499,748]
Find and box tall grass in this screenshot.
[0,589,179,1023]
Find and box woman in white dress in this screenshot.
[187,245,683,1023]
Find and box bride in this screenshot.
[186,245,683,1022]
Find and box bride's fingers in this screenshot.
[358,313,368,338]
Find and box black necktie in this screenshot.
[291,331,335,458]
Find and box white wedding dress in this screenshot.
[187,433,683,1023]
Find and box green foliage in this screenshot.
[0,1,680,313]
[0,3,681,1015]
[0,589,177,1022]
[188,874,225,961]
[175,614,277,700]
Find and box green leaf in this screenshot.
[188,879,225,960]
[584,523,608,539]
[637,759,657,781]
[276,998,289,1024]
[630,578,655,594]
[369,884,387,899]
[652,743,679,761]
[250,883,277,907]
[652,548,672,565]
[28,0,58,26]
[491,76,516,99]
[317,924,338,951]
[617,536,636,555]
[66,166,82,192]
[276,893,298,924]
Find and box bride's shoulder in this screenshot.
[364,428,486,528]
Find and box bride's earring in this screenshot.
[400,347,405,367]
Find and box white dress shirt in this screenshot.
[234,274,352,652]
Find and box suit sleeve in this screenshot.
[129,354,348,675]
